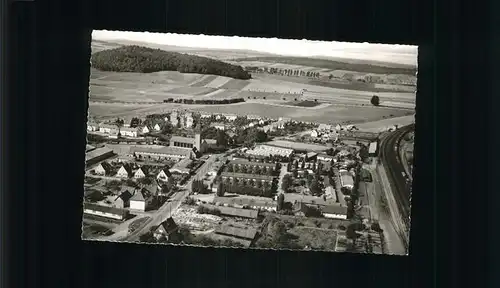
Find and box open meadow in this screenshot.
[88,39,416,126]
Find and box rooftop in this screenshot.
[320,204,348,215]
[83,202,127,215]
[221,172,275,181]
[203,204,259,219]
[170,136,196,144]
[213,196,277,208]
[229,158,276,168]
[215,225,258,240]
[129,146,193,156]
[85,147,114,161]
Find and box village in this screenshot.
[83,109,386,253]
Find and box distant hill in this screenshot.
[91,45,251,80]
[91,39,275,60]
[232,56,417,76]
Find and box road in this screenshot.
[121,154,220,242]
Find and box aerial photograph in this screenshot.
[82,30,416,255]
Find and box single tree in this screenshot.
[309,179,321,196]
[277,194,285,211]
[281,174,293,192]
[370,95,380,106]
[216,182,224,197]
[114,118,125,136]
[130,117,141,128]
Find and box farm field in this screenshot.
[89,101,412,124]
[354,115,415,132]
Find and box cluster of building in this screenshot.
[84,180,160,220]
[244,144,294,158]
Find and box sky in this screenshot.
[92,30,418,66]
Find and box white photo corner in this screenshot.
[83,30,416,256]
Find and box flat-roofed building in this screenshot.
[85,147,115,167]
[213,196,277,212]
[246,144,293,158]
[130,146,196,160]
[83,202,129,221]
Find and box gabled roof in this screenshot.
[320,204,348,215]
[115,190,133,202]
[158,168,172,177]
[203,139,217,145]
[96,161,113,172]
[130,190,146,202]
[116,164,132,175]
[215,224,258,240]
[156,217,178,234]
[134,166,149,175]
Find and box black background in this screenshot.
[3,0,492,287]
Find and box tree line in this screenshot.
[92,45,251,80]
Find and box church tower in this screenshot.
[193,123,202,152]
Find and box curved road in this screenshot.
[379,124,414,230]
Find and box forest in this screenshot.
[91,45,252,80]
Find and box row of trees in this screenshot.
[262,67,322,79]
[163,98,245,105]
[92,45,251,79]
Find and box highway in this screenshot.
[379,124,414,230]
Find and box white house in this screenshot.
[225,114,237,121]
[94,162,113,176]
[87,122,100,132]
[310,130,320,138]
[154,123,161,131]
[99,123,118,135]
[129,190,148,211]
[141,126,150,134]
[211,123,226,130]
[157,168,172,182]
[133,167,148,179]
[335,124,342,131]
[321,204,348,220]
[115,165,132,178]
[185,113,194,128]
[120,127,138,137]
